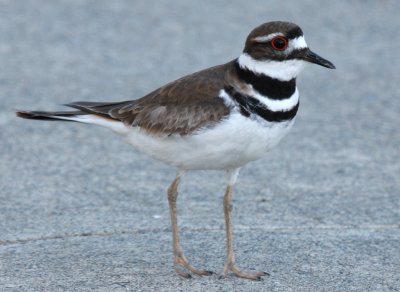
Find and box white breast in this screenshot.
[124,112,295,170]
[76,84,299,170]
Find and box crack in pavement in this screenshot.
[1,224,399,246]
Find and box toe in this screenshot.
[189,268,214,276]
[225,264,269,281]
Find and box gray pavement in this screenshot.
[1,0,399,291]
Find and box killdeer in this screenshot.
[16,21,335,280]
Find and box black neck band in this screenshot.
[225,85,299,122]
[234,60,296,100]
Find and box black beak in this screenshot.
[304,50,336,69]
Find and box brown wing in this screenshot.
[68,62,232,136]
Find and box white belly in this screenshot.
[124,112,295,170]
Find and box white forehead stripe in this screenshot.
[253,34,307,51]
[290,36,307,50]
[253,33,284,43]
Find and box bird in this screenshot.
[16,21,335,280]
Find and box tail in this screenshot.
[16,100,132,122]
[16,100,133,133]
[16,110,86,122]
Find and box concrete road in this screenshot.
[1,0,399,291]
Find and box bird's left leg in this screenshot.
[222,168,270,280]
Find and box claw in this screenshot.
[175,267,192,279]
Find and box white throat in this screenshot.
[238,53,307,81]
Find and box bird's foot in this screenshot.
[222,262,269,281]
[174,254,213,278]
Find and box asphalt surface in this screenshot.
[1,0,399,291]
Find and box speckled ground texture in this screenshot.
[1,0,399,291]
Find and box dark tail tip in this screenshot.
[16,110,64,121]
[16,111,36,119]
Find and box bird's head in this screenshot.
[239,21,335,81]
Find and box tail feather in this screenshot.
[65,100,132,116]
[16,110,85,121]
[16,100,134,121]
[16,100,133,132]
[16,100,128,121]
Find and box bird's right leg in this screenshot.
[167,171,213,278]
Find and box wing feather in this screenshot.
[69,63,232,136]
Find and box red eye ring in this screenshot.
[271,36,289,51]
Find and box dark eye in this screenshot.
[271,36,288,51]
